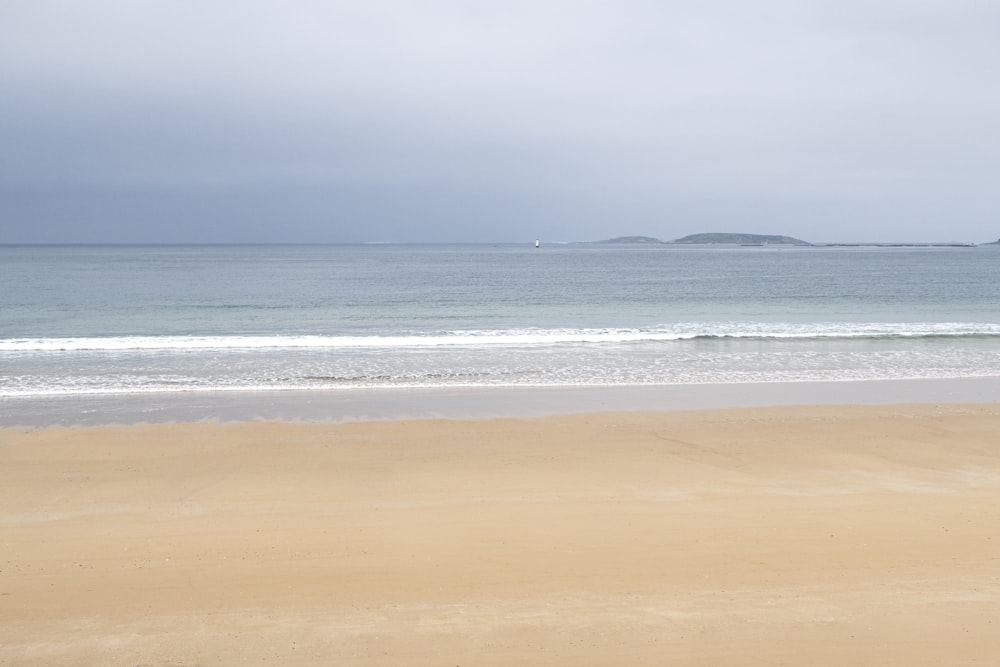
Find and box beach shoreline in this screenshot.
[5,375,1000,428]
[3,400,1000,665]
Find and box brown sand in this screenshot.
[2,404,999,665]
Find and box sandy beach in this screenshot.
[3,403,1000,665]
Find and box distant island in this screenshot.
[672,233,809,245]
[591,233,988,247]
[598,236,665,244]
[594,233,809,245]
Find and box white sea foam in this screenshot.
[5,368,1000,399]
[3,322,1000,352]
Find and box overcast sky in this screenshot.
[2,1,999,244]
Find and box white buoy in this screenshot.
[535,239,540,248]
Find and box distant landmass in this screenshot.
[593,233,810,245]
[672,233,809,245]
[598,236,665,244]
[592,233,988,246]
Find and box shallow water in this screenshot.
[3,243,1000,403]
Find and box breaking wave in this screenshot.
[4,322,1000,352]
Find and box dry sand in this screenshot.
[2,404,999,665]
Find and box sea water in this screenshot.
[3,243,1000,420]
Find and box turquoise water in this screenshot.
[3,243,1000,398]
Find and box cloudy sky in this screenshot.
[2,1,999,243]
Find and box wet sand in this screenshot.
[7,376,1000,427]
[2,404,1000,665]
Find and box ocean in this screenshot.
[3,242,1000,423]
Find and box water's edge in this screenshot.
[4,377,1000,428]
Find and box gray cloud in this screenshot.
[2,0,999,243]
